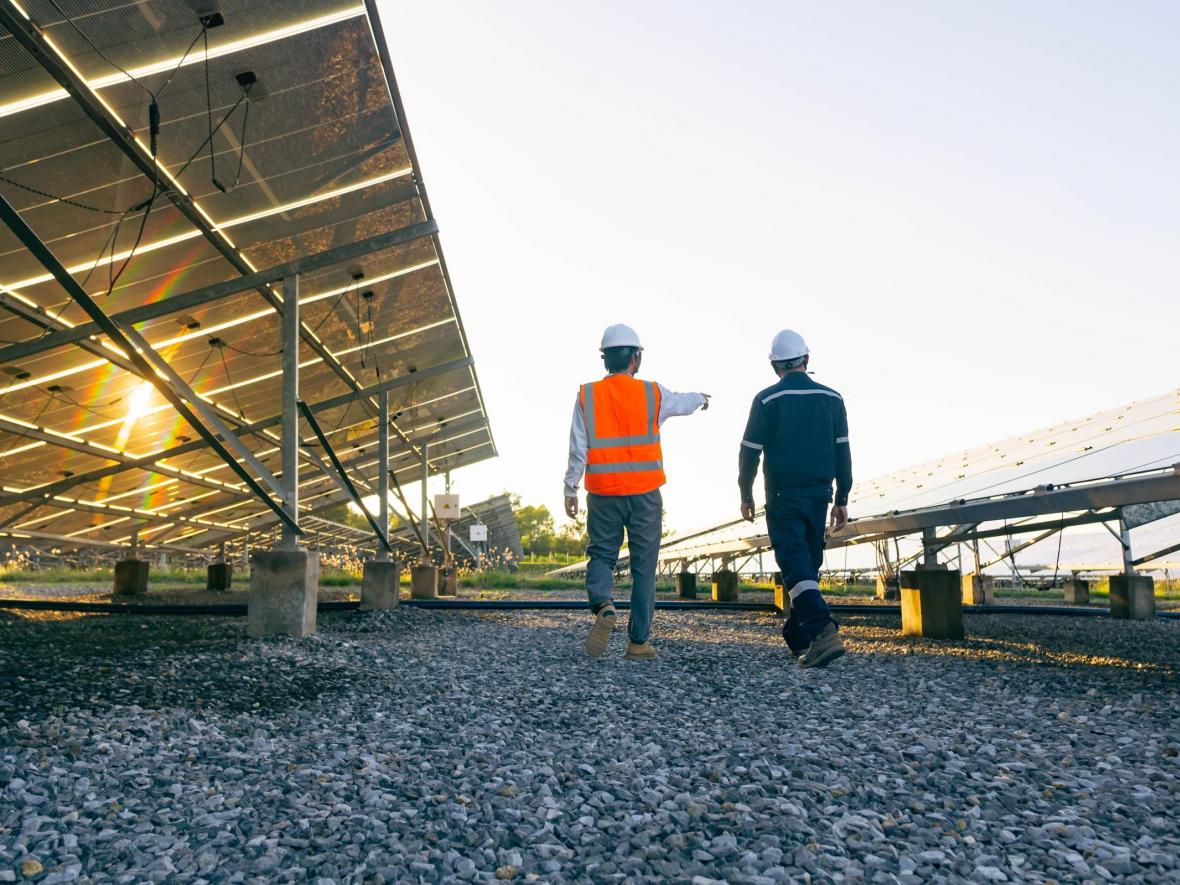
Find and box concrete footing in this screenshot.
[1063,578,1090,605]
[439,567,459,597]
[360,559,401,611]
[677,572,697,599]
[712,570,739,602]
[206,562,232,592]
[1109,574,1155,620]
[901,569,964,639]
[247,549,319,638]
[961,573,994,606]
[113,559,149,597]
[876,575,900,601]
[774,584,791,614]
[410,564,438,599]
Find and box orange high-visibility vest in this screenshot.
[579,374,666,496]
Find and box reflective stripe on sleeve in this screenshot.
[741,440,763,450]
[835,436,849,443]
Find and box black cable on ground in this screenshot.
[1,597,1176,619]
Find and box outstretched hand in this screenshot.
[565,496,579,519]
[740,502,756,523]
[829,505,849,532]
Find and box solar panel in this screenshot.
[0,0,495,555]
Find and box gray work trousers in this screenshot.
[586,489,663,643]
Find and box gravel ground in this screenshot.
[2,606,1179,884]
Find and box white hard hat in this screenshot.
[769,329,808,361]
[599,323,643,350]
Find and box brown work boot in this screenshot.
[798,623,845,669]
[584,604,616,657]
[624,641,657,660]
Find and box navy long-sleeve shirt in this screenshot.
[738,372,853,506]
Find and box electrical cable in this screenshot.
[42,0,153,99]
[1049,514,1066,590]
[0,387,57,457]
[306,279,358,339]
[214,343,248,420]
[173,93,246,180]
[0,174,128,215]
[219,340,282,358]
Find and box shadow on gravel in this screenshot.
[0,612,365,723]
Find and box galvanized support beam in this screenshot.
[827,471,1180,543]
[0,413,241,497]
[1119,514,1134,576]
[1134,540,1180,567]
[10,495,240,536]
[921,526,938,568]
[0,193,299,535]
[0,220,439,366]
[296,401,391,553]
[0,1,432,475]
[0,357,472,508]
[420,443,430,555]
[0,526,203,555]
[116,322,285,496]
[975,528,1063,571]
[280,276,301,548]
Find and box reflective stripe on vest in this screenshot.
[580,377,666,495]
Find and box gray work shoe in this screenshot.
[798,623,845,669]
[624,641,657,660]
[585,605,616,657]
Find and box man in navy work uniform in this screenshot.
[738,329,851,668]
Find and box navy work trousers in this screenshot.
[765,494,835,652]
[585,489,662,644]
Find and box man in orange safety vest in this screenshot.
[564,324,710,660]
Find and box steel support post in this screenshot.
[280,275,300,549]
[420,444,430,555]
[922,526,938,568]
[1119,515,1134,576]
[377,390,390,561]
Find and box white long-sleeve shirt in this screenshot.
[564,380,707,496]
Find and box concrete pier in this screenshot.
[1109,575,1155,620]
[247,549,319,638]
[113,560,149,597]
[774,583,791,614]
[876,575,900,601]
[410,564,439,599]
[961,573,994,606]
[206,562,232,592]
[901,569,964,639]
[1063,577,1089,605]
[712,570,739,602]
[359,559,401,611]
[677,571,697,599]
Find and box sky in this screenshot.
[378,0,1180,536]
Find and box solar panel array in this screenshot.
[0,0,494,555]
[652,389,1180,568]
